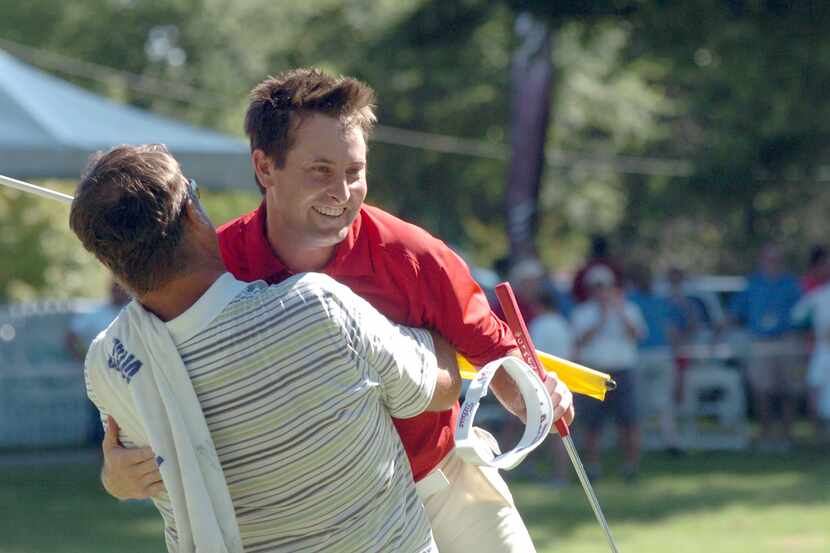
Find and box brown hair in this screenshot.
[244,68,377,192]
[69,144,191,296]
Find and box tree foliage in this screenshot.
[0,0,828,300]
[619,1,830,270]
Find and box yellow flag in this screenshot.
[457,350,613,401]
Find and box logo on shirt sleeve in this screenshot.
[107,338,143,384]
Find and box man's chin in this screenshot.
[307,209,357,243]
[310,226,350,248]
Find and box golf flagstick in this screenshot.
[495,282,621,553]
[0,174,74,205]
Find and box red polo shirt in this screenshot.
[216,202,516,481]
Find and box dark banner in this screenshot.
[505,13,552,262]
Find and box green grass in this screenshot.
[1,446,828,553]
[0,462,163,553]
[512,446,830,553]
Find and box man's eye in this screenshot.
[311,166,331,175]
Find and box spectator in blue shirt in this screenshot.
[627,264,682,455]
[730,244,802,449]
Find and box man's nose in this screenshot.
[327,175,350,203]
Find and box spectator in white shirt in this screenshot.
[529,290,573,360]
[529,289,573,486]
[572,265,646,481]
[792,282,830,441]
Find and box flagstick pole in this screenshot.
[0,174,74,205]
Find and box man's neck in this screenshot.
[139,267,226,322]
[265,221,336,273]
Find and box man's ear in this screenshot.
[252,149,275,190]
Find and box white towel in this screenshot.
[86,300,243,553]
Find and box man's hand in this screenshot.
[489,350,575,431]
[543,371,575,428]
[425,331,462,411]
[101,416,165,500]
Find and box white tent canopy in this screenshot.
[0,50,254,189]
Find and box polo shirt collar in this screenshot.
[166,273,250,345]
[246,202,280,278]
[247,201,369,280]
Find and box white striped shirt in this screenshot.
[87,272,438,552]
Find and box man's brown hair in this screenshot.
[244,68,377,192]
[69,144,191,296]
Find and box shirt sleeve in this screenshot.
[409,242,516,365]
[84,355,110,435]
[322,277,439,419]
[83,336,142,449]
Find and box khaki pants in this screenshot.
[748,336,803,395]
[418,429,537,553]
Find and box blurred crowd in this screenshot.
[23,233,830,486]
[493,237,830,485]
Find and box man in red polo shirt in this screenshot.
[100,68,573,552]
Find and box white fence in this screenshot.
[0,301,100,448]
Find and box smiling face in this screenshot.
[254,114,368,267]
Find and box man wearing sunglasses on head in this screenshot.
[73,144,464,552]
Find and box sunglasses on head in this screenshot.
[186,178,200,199]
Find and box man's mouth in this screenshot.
[313,205,346,217]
